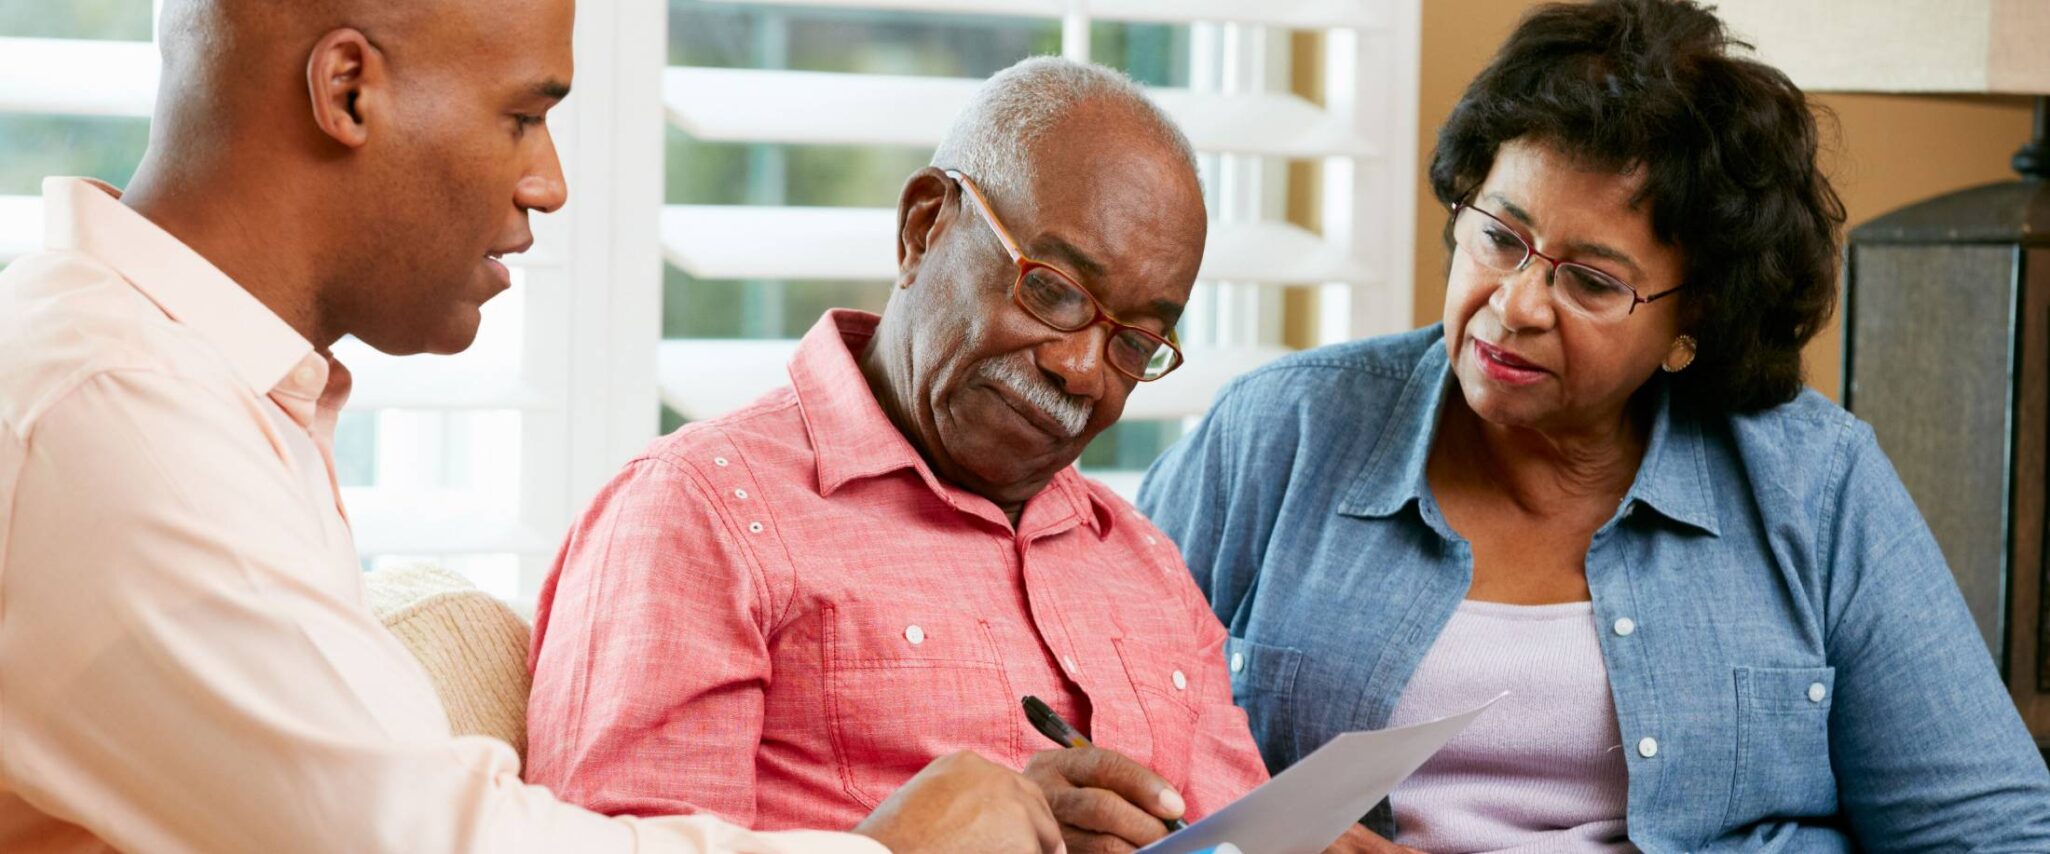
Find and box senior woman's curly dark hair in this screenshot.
[1430,0,1846,413]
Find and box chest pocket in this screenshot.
[1224,634,1303,772]
[1113,636,1210,785]
[1723,665,1838,828]
[822,602,1011,809]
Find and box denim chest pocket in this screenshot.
[821,603,1011,809]
[1225,635,1304,767]
[1723,665,1839,828]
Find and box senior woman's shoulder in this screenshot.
[1219,326,1440,415]
[1177,327,1441,479]
[1706,384,1898,515]
[1719,386,1872,458]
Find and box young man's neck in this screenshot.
[122,158,340,349]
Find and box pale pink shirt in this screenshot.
[1386,600,1636,853]
[0,178,883,854]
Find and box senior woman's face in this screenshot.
[1444,137,1687,434]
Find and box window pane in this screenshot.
[670,0,1057,77]
[0,114,149,195]
[339,411,525,559]
[1092,22,1192,87]
[665,268,890,340]
[370,410,521,492]
[667,130,931,207]
[0,1,152,41]
[333,411,379,488]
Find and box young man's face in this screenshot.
[344,0,574,356]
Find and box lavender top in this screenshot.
[1388,600,1633,853]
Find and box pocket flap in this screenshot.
[1225,634,1304,696]
[1735,665,1835,714]
[825,602,997,668]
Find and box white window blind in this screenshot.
[655,0,1419,496]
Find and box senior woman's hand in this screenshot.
[1323,824,1424,854]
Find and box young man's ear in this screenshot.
[305,28,383,149]
[893,167,954,290]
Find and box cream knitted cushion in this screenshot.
[364,563,533,763]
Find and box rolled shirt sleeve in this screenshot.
[1820,425,2050,851]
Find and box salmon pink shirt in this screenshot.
[526,309,1269,831]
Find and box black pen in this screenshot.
[1021,695,1187,832]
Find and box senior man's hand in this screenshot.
[1023,746,1187,853]
[853,750,1065,854]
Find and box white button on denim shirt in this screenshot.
[1139,326,2050,851]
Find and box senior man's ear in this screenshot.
[893,167,954,290]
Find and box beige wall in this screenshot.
[1410,1,2038,401]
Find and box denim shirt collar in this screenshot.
[1336,330,1721,537]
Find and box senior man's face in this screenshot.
[891,113,1205,509]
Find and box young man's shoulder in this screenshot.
[0,251,227,434]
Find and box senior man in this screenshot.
[0,0,1059,851]
[526,57,1273,853]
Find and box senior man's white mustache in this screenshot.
[975,353,1094,438]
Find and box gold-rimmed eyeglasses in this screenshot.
[946,169,1184,382]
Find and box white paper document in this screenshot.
[1139,692,1506,854]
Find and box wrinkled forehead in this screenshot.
[1014,126,1206,312]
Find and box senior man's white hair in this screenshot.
[931,55,1200,204]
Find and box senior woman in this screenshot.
[1140,1,2050,851]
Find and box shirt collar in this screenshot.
[788,309,1114,537]
[42,177,316,399]
[1337,336,1450,520]
[1339,328,1720,537]
[1625,387,1722,536]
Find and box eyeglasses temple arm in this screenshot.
[944,170,1027,264]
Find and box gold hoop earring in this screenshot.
[1662,334,1697,373]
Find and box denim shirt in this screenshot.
[1138,326,2050,852]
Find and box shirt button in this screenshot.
[1612,617,1636,637]
[904,625,925,645]
[733,488,749,500]
[1637,737,1659,759]
[747,521,764,534]
[714,456,730,467]
[1062,656,1078,673]
[1808,682,1826,703]
[1172,670,1188,691]
[1145,535,1158,546]
[1230,652,1245,673]
[293,364,318,386]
